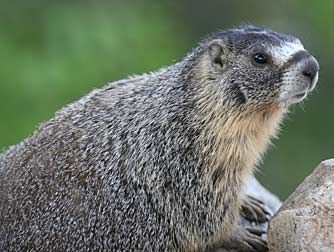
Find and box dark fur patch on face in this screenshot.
[230,83,247,105]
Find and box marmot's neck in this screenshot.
[196,103,286,191]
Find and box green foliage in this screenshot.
[0,2,189,149]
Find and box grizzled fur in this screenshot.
[0,26,318,251]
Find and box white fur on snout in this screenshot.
[279,71,307,104]
[270,41,305,65]
[279,65,315,105]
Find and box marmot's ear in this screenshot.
[208,39,226,68]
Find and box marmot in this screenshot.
[0,26,319,252]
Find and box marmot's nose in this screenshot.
[301,57,319,84]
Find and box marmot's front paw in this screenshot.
[234,227,268,252]
[241,196,270,224]
[209,227,268,252]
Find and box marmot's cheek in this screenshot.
[279,75,309,105]
[278,74,309,105]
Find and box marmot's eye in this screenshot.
[253,53,269,65]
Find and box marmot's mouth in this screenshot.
[287,91,308,104]
[293,92,307,99]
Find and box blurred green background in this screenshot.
[0,0,333,199]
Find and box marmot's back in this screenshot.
[0,69,187,251]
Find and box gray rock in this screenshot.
[268,159,334,252]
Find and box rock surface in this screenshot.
[268,159,334,252]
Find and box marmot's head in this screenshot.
[195,26,319,110]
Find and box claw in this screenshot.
[245,227,266,236]
[241,195,271,223]
[210,227,268,252]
